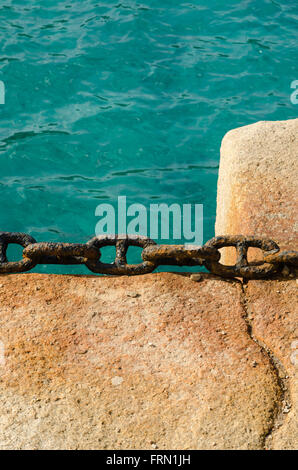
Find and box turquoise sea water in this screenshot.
[0,0,297,273]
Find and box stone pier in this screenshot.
[0,119,297,449]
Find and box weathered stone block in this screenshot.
[0,273,280,449]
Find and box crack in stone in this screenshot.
[239,281,291,450]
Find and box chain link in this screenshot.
[0,232,37,274]
[0,231,297,279]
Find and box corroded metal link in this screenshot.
[0,232,37,274]
[85,234,157,275]
[203,235,280,279]
[263,250,298,265]
[142,244,220,266]
[0,231,297,278]
[87,234,156,250]
[23,242,100,265]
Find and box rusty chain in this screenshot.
[0,231,297,279]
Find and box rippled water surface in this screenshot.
[0,0,297,272]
